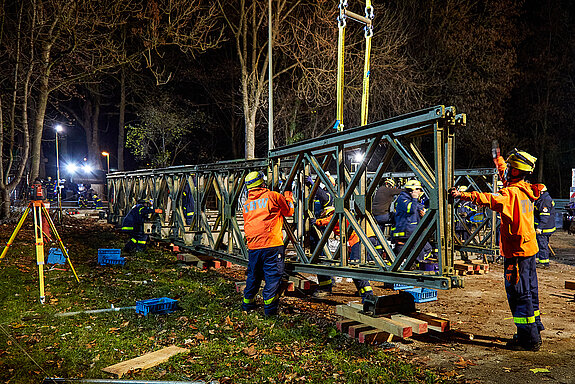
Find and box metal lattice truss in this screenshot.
[452,168,500,258]
[107,106,467,289]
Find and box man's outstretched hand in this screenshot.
[448,187,461,199]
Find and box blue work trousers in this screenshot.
[504,255,543,346]
[535,234,550,265]
[242,246,284,316]
[350,237,380,300]
[124,231,148,252]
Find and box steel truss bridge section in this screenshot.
[453,168,500,259]
[107,105,466,290]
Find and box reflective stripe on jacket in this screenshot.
[460,180,541,258]
[243,188,294,250]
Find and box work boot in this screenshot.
[506,336,541,351]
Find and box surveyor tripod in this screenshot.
[0,199,80,304]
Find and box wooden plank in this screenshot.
[349,324,373,338]
[454,263,474,272]
[358,329,393,344]
[390,314,428,334]
[336,305,412,338]
[347,301,363,310]
[406,312,449,332]
[565,281,575,290]
[102,346,188,378]
[336,319,360,333]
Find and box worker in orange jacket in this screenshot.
[242,171,294,316]
[450,146,543,351]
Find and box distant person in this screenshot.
[534,185,555,268]
[450,145,544,351]
[121,199,161,252]
[373,178,402,231]
[391,179,433,266]
[241,171,294,316]
[305,175,334,296]
[182,183,195,225]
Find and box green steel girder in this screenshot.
[107,105,468,289]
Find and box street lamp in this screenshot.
[101,151,110,173]
[55,125,64,224]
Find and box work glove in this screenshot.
[535,228,542,235]
[492,140,500,159]
[154,209,163,214]
[304,175,313,187]
[448,187,461,199]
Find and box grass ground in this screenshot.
[0,218,452,383]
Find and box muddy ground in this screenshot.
[218,231,575,384]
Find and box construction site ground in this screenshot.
[216,232,575,384]
[1,214,574,383]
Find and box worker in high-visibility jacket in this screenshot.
[450,146,544,351]
[315,207,383,302]
[242,171,294,316]
[391,179,433,265]
[305,175,334,295]
[534,185,555,268]
[182,184,195,225]
[121,199,161,252]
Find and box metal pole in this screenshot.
[55,131,62,224]
[268,0,274,151]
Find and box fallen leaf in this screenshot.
[225,315,233,327]
[195,332,205,341]
[453,357,476,368]
[108,327,120,333]
[530,368,550,373]
[248,328,258,336]
[242,345,257,356]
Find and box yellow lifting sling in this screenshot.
[335,0,374,132]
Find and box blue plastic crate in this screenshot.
[135,297,178,315]
[383,283,414,290]
[47,248,66,265]
[98,248,125,266]
[403,287,438,303]
[393,283,414,290]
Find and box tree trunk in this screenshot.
[118,67,126,171]
[30,70,50,182]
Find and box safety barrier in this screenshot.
[107,106,467,289]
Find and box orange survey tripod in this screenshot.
[0,183,80,303]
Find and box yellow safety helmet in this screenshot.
[506,149,537,172]
[327,174,336,187]
[245,171,265,190]
[319,206,335,218]
[405,179,422,190]
[457,185,468,192]
[384,178,395,187]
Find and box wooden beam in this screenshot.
[565,281,575,290]
[336,319,360,333]
[358,329,393,344]
[390,314,428,334]
[349,324,373,338]
[406,312,449,332]
[336,305,412,338]
[102,345,189,378]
